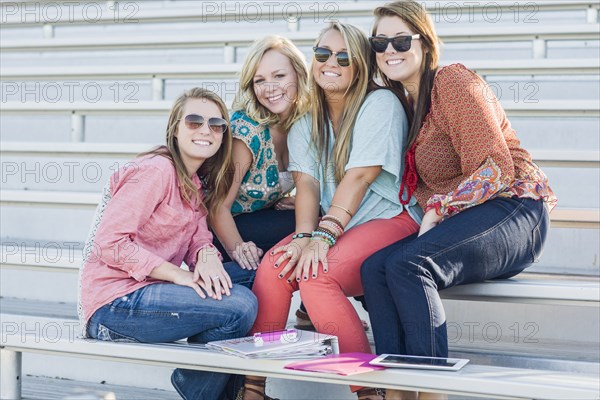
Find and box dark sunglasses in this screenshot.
[369,34,421,53]
[312,46,351,67]
[181,114,228,134]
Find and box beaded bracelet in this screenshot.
[315,226,338,240]
[311,234,335,247]
[292,232,313,239]
[312,230,336,247]
[319,220,344,237]
[321,214,344,229]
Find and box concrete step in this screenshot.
[2,217,598,275]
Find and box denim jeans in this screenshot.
[87,262,257,400]
[361,197,549,358]
[213,208,296,263]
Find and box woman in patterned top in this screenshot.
[361,2,557,399]
[212,35,309,271]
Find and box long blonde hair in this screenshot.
[309,22,374,183]
[372,0,441,147]
[232,35,310,132]
[141,88,233,219]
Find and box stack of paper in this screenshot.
[206,329,339,359]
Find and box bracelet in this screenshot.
[319,220,344,237]
[330,203,354,218]
[292,232,313,239]
[311,234,335,247]
[315,226,338,240]
[321,214,344,229]
[312,230,337,246]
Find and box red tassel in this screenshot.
[399,142,418,205]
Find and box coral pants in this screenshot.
[250,212,419,355]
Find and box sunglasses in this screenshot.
[181,114,228,134]
[312,46,351,67]
[369,34,421,53]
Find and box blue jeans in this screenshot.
[87,262,257,400]
[213,208,296,263]
[361,197,549,358]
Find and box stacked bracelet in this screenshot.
[320,220,343,237]
[292,232,313,239]
[310,214,346,247]
[321,214,344,228]
[311,230,336,247]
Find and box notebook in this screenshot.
[285,352,384,375]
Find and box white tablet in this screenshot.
[369,354,469,371]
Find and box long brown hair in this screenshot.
[140,88,233,219]
[310,22,374,183]
[372,0,441,147]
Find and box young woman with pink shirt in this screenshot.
[78,88,257,400]
[360,2,557,399]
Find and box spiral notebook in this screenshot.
[206,329,339,359]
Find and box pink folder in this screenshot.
[284,352,385,376]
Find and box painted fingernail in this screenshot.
[278,274,283,278]
[287,279,291,283]
[274,263,278,268]
[270,251,274,255]
[324,269,328,273]
[296,277,301,282]
[312,274,316,278]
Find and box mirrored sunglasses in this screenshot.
[312,46,351,67]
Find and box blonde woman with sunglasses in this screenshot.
[240,22,421,400]
[78,88,258,400]
[361,2,557,399]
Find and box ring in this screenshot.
[287,249,293,256]
[211,276,220,280]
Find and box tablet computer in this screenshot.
[369,354,469,371]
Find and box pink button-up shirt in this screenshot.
[79,154,215,325]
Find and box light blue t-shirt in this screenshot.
[288,89,423,230]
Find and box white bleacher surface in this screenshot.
[1,1,599,399]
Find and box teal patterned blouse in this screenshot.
[230,110,290,214]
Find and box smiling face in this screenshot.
[253,49,298,121]
[312,29,355,95]
[175,98,225,176]
[374,15,424,93]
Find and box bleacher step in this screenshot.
[21,374,179,400]
[2,297,598,376]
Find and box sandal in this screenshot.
[236,377,279,400]
[294,308,370,331]
[357,387,385,400]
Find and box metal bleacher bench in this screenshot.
[2,58,599,102]
[1,24,599,62]
[1,246,599,400]
[1,314,599,400]
[1,0,598,34]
